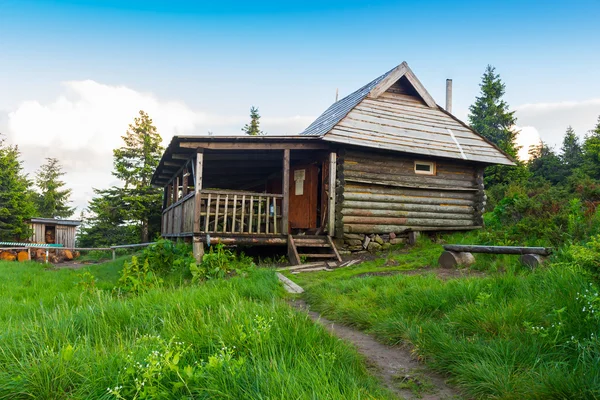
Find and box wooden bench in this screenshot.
[439,245,552,269]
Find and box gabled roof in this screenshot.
[300,62,515,166]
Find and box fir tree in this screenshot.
[527,141,567,185]
[468,65,527,187]
[583,116,600,179]
[242,106,264,136]
[468,65,520,158]
[0,137,36,240]
[34,157,75,218]
[78,111,164,245]
[560,126,583,170]
[113,110,163,188]
[112,110,164,243]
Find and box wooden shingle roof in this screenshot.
[300,62,515,166]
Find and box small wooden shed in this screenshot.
[151,61,515,263]
[28,218,81,248]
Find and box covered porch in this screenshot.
[152,136,338,262]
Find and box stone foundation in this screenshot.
[338,232,410,253]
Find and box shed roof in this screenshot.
[29,218,81,227]
[300,62,515,166]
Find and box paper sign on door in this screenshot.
[294,169,305,195]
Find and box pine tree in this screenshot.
[78,111,164,246]
[111,110,164,243]
[560,126,583,171]
[242,106,264,136]
[468,65,526,187]
[0,137,36,240]
[113,110,163,188]
[527,141,567,185]
[34,157,75,218]
[582,116,600,179]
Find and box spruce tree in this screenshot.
[34,157,75,218]
[583,116,600,179]
[112,110,164,242]
[242,106,264,136]
[0,137,36,240]
[560,126,583,171]
[527,141,567,185]
[468,65,526,187]
[469,65,520,157]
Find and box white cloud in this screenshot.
[515,98,600,150]
[515,126,541,161]
[5,80,314,213]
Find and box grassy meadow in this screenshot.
[290,234,600,399]
[0,258,393,399]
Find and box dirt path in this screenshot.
[289,299,462,400]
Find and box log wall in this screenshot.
[337,149,484,235]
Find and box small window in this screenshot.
[414,161,436,175]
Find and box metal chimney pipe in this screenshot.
[445,79,453,113]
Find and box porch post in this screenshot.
[193,149,204,262]
[282,149,290,234]
[328,151,337,236]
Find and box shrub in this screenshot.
[571,235,600,282]
[116,256,162,295]
[190,244,254,283]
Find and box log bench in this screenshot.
[438,245,552,269]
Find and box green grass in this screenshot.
[0,260,393,399]
[298,237,600,399]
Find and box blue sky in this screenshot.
[1,0,599,210]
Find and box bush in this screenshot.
[116,256,162,295]
[191,244,255,283]
[143,239,193,275]
[571,235,600,282]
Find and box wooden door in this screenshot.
[56,226,68,247]
[288,163,319,231]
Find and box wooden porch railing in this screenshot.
[161,190,284,237]
[162,192,195,236]
[200,190,283,235]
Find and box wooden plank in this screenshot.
[326,236,343,262]
[282,149,290,234]
[241,195,246,234]
[287,234,300,265]
[297,253,338,259]
[273,197,278,234]
[328,151,337,236]
[266,196,270,234]
[200,189,283,198]
[291,267,333,274]
[277,262,327,271]
[223,195,229,232]
[205,193,211,232]
[249,196,254,233]
[179,141,329,150]
[276,273,304,294]
[214,195,220,232]
[257,196,262,234]
[231,195,237,233]
[443,245,552,256]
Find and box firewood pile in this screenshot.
[0,248,80,263]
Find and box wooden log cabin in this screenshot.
[28,218,81,248]
[151,62,514,263]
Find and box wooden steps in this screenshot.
[287,235,342,266]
